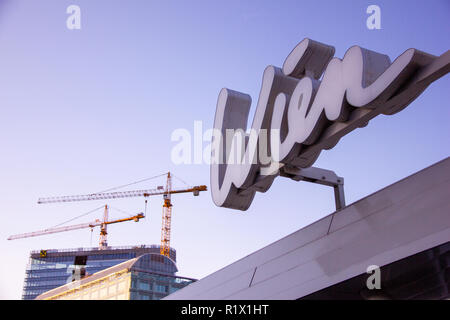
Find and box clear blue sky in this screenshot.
[0,0,448,299]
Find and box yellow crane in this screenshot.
[36,172,207,257]
[8,205,145,249]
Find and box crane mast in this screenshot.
[99,205,109,249]
[161,173,172,257]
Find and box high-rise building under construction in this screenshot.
[22,244,179,300]
[35,252,195,300]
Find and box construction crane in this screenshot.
[37,172,207,257]
[8,205,145,250]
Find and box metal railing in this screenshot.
[30,244,176,255]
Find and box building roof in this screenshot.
[164,157,450,299]
[30,244,177,262]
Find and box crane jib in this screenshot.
[37,186,207,204]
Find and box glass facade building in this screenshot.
[35,253,196,300]
[22,245,176,300]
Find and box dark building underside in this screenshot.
[301,242,449,300]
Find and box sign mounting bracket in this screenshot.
[280,166,346,211]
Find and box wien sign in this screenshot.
[211,38,449,211]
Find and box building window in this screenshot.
[117,293,128,300]
[154,284,167,293]
[139,293,151,300]
[138,281,151,291]
[99,287,108,299]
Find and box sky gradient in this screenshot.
[0,0,449,299]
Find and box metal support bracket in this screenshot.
[280,166,346,211]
